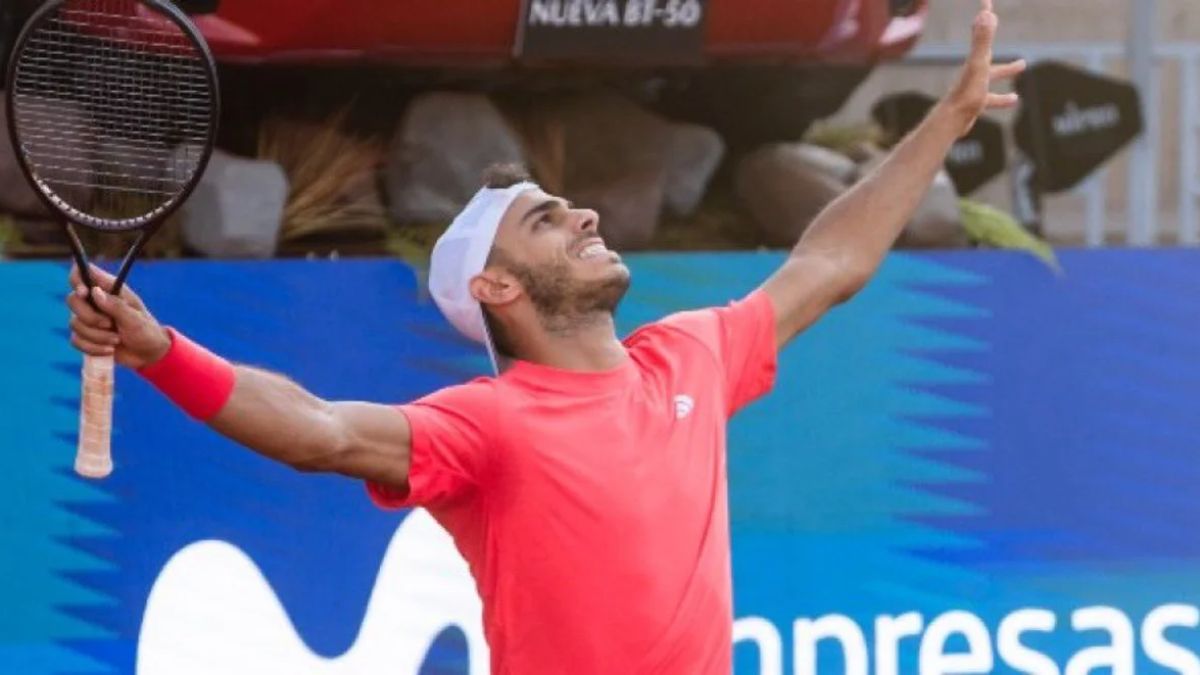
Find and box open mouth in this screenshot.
[574,239,611,260]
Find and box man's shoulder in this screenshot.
[625,308,724,362]
[409,376,501,410]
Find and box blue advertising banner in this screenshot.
[2,251,1199,674]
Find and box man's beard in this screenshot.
[509,258,631,333]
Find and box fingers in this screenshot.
[92,266,148,309]
[66,263,147,310]
[67,284,120,355]
[111,280,146,310]
[92,286,142,325]
[971,6,998,45]
[991,59,1027,81]
[67,286,114,330]
[959,2,1020,116]
[68,262,116,292]
[986,92,1021,110]
[71,332,115,357]
[970,2,998,68]
[85,264,118,291]
[70,316,120,346]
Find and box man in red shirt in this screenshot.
[65,2,1021,671]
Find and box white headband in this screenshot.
[428,181,539,373]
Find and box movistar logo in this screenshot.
[137,511,489,673]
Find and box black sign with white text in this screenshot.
[518,0,708,63]
[1015,61,1144,193]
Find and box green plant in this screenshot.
[959,199,1061,273]
[803,122,885,157]
[258,108,388,245]
[0,214,18,257]
[385,221,446,270]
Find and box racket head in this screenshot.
[5,0,219,233]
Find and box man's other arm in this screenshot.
[761,0,1024,348]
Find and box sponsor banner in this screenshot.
[517,0,708,62]
[5,252,1200,673]
[1016,61,1144,193]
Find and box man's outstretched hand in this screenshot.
[944,0,1026,136]
[66,264,171,369]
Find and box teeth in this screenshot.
[579,242,607,259]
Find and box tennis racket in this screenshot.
[5,0,219,479]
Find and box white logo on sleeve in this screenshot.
[674,394,695,420]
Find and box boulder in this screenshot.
[734,143,856,245]
[571,168,667,251]
[549,93,668,249]
[179,148,287,258]
[663,123,725,217]
[521,92,723,249]
[385,93,526,223]
[91,137,172,217]
[737,142,969,248]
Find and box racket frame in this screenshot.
[4,0,220,294]
[4,0,220,478]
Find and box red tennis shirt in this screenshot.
[367,290,778,674]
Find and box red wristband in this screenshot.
[138,327,236,421]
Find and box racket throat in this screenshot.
[64,224,149,299]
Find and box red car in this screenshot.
[2,0,927,145]
[178,0,926,66]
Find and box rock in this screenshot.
[544,94,676,249]
[0,93,94,216]
[571,168,667,251]
[517,92,722,249]
[788,144,859,182]
[663,123,725,217]
[552,93,669,249]
[734,143,856,246]
[737,142,969,248]
[92,137,173,216]
[179,148,288,258]
[385,93,526,223]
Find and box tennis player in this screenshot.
[66,2,1021,671]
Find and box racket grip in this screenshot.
[77,355,115,479]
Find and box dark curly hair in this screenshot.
[481,163,533,190]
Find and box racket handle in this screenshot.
[77,355,115,479]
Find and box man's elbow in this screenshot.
[288,407,354,474]
[834,263,874,304]
[289,443,350,474]
[804,250,872,306]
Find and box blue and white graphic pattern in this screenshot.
[3,251,1200,673]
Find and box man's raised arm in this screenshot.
[65,264,413,491]
[760,0,1025,348]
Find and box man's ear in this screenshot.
[470,268,521,307]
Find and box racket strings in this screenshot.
[10,0,214,227]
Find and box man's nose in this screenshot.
[571,209,600,234]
